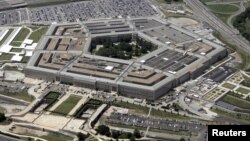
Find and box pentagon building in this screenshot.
[25,18,227,100]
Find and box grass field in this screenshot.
[214,13,231,24]
[0,54,14,61]
[10,48,23,52]
[113,101,188,120]
[0,29,14,46]
[207,4,239,13]
[40,133,73,141]
[244,1,250,8]
[0,91,34,102]
[28,26,40,31]
[222,83,236,89]
[211,107,250,122]
[236,87,250,94]
[221,95,250,109]
[53,96,81,115]
[28,26,48,42]
[10,28,30,47]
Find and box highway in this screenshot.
[183,0,250,53]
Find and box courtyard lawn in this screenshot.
[28,26,48,42]
[53,96,81,115]
[0,54,14,61]
[10,48,23,52]
[236,87,250,94]
[222,83,236,89]
[10,28,30,47]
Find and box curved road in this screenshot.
[227,1,246,28]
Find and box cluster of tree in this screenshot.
[0,113,6,122]
[92,35,157,60]
[233,8,250,41]
[96,125,142,141]
[136,36,157,54]
[91,35,132,51]
[95,42,135,60]
[112,129,141,141]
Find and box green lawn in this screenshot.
[221,95,250,109]
[53,96,81,115]
[222,83,236,89]
[0,91,34,102]
[244,1,250,8]
[214,13,231,24]
[0,54,14,61]
[45,92,61,99]
[113,101,188,120]
[21,56,30,63]
[10,28,30,47]
[10,48,23,52]
[245,19,250,35]
[28,26,40,31]
[150,108,188,120]
[40,133,73,141]
[28,26,48,42]
[0,29,14,46]
[236,87,250,94]
[207,4,239,13]
[2,66,19,71]
[211,107,250,122]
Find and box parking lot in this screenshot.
[0,0,157,25]
[108,112,205,133]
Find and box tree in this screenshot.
[133,129,141,138]
[180,138,185,141]
[112,131,119,139]
[0,113,6,122]
[130,136,136,141]
[77,132,88,141]
[96,125,111,137]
